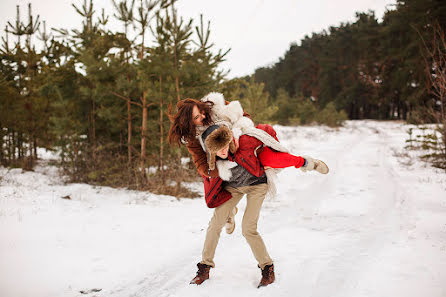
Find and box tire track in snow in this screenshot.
[296,123,414,297]
[308,127,401,297]
[261,122,414,297]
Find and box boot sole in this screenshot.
[315,160,329,174]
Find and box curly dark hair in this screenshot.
[168,98,214,145]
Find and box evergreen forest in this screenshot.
[254,0,445,124]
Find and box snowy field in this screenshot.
[1,120,446,297]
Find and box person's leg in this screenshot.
[258,146,305,169]
[225,206,238,234]
[239,183,273,269]
[201,187,244,267]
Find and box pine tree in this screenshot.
[0,0,230,194]
[226,77,277,124]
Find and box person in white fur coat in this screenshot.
[197,92,328,176]
[168,93,329,288]
[168,93,328,220]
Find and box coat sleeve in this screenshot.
[237,135,264,177]
[186,138,220,177]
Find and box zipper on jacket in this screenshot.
[206,178,222,199]
[241,157,255,170]
[231,154,262,175]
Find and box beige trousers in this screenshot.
[200,183,273,269]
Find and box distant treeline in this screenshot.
[253,0,446,122]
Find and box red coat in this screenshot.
[202,124,276,208]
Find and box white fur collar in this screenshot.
[216,160,237,181]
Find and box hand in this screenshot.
[234,137,239,151]
[300,156,329,174]
[264,166,272,170]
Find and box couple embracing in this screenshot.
[168,92,328,288]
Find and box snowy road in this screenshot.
[1,121,446,297]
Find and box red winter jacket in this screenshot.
[202,124,276,208]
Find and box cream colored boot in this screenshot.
[225,207,238,234]
[301,156,329,174]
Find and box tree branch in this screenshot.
[112,91,143,108]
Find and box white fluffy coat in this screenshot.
[200,92,289,199]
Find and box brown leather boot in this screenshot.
[190,263,211,285]
[257,264,275,288]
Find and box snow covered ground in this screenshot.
[1,120,445,297]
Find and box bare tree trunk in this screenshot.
[127,97,132,165]
[138,13,146,175]
[140,90,148,172]
[140,25,145,60]
[87,86,96,163]
[28,135,33,169]
[8,130,13,164]
[0,122,3,165]
[173,40,181,102]
[159,76,164,172]
[173,37,181,102]
[173,40,182,186]
[172,4,181,102]
[91,92,96,161]
[16,132,20,161]
[175,76,180,102]
[442,119,446,157]
[33,133,37,160]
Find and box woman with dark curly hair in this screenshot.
[168,98,214,145]
[168,93,328,179]
[168,93,328,288]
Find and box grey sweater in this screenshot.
[226,164,267,188]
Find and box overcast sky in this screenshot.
[1,0,396,78]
